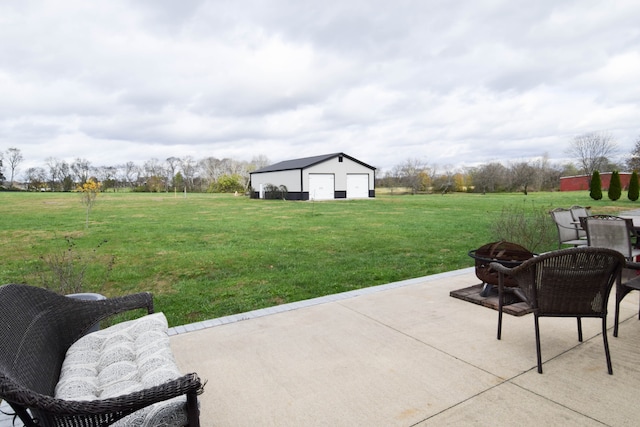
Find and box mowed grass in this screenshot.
[0,191,636,326]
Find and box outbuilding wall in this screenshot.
[560,173,631,191]
[250,169,302,194]
[250,154,375,200]
[303,156,374,196]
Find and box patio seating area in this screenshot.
[3,267,640,426]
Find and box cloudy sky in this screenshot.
[1,0,639,177]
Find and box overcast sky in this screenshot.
[1,0,639,178]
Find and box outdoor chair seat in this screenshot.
[0,284,203,427]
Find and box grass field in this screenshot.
[1,190,637,327]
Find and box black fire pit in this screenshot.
[468,241,535,299]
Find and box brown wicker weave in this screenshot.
[490,247,624,374]
[0,284,203,426]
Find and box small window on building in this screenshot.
[338,156,343,162]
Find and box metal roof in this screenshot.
[251,153,375,174]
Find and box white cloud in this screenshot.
[1,0,639,178]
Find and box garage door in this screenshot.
[308,174,334,200]
[347,174,369,198]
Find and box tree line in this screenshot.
[0,152,272,193]
[1,131,639,194]
[378,131,640,194]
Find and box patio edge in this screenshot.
[167,267,475,336]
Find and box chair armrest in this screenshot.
[625,260,640,271]
[64,292,154,337]
[489,262,513,275]
[3,373,203,426]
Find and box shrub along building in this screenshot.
[249,153,376,200]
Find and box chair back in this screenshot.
[507,247,623,316]
[0,285,100,397]
[550,208,580,242]
[585,216,635,259]
[570,206,590,238]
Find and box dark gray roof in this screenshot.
[252,152,375,174]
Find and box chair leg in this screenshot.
[602,317,613,375]
[534,314,543,374]
[577,317,583,342]
[614,292,622,338]
[186,390,200,427]
[497,272,504,340]
[615,284,634,337]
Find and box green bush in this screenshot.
[608,170,621,201]
[628,171,639,201]
[590,171,603,200]
[208,174,245,193]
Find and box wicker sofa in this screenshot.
[0,284,203,426]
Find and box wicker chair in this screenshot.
[583,215,640,260]
[549,208,588,249]
[491,247,624,374]
[0,284,203,426]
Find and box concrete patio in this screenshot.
[2,267,639,426]
[169,267,640,426]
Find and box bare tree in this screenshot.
[93,166,117,191]
[199,157,223,184]
[5,147,23,188]
[45,157,69,191]
[25,167,46,191]
[121,162,141,188]
[509,161,538,195]
[470,162,508,193]
[179,156,198,191]
[396,158,429,194]
[71,158,91,185]
[251,155,271,170]
[432,164,456,194]
[566,131,617,177]
[142,158,166,191]
[165,157,181,191]
[626,136,640,172]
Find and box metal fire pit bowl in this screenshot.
[468,241,535,297]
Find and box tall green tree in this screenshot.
[590,170,603,200]
[608,170,622,201]
[628,171,639,201]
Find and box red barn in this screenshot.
[560,173,632,191]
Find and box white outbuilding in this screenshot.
[249,153,376,200]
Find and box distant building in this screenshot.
[559,172,632,191]
[249,153,376,200]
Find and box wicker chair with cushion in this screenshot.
[549,208,587,249]
[0,284,203,427]
[491,247,624,374]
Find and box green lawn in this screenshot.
[0,191,636,326]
